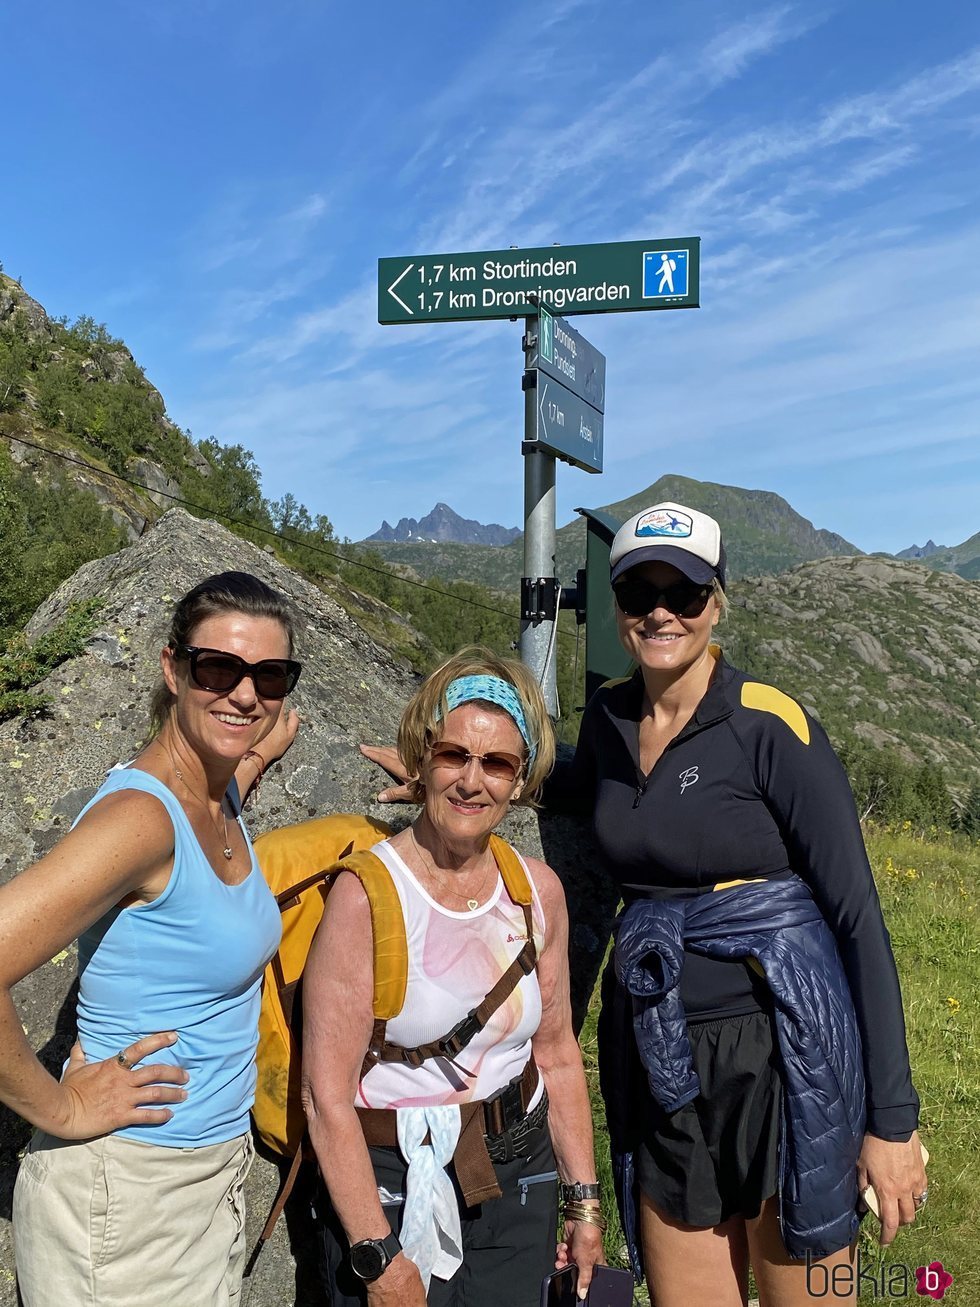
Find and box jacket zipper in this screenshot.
[632,781,647,809]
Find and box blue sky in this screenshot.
[3,1,979,554]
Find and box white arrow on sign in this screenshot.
[538,379,549,439]
[386,263,415,316]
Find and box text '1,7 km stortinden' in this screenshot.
[378,238,700,324]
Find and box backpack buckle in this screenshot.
[438,1012,482,1060]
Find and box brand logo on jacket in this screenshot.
[678,766,699,794]
[805,1251,952,1299]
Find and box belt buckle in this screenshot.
[483,1074,523,1140]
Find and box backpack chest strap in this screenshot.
[360,899,536,1078]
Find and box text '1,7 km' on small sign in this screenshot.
[378,237,699,324]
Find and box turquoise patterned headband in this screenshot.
[441,675,537,765]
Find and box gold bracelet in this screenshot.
[563,1205,607,1232]
[565,1215,607,1233]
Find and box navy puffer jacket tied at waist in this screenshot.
[604,875,865,1276]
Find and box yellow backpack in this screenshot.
[251,812,394,1157]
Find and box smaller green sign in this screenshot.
[532,374,603,474]
[534,307,606,413]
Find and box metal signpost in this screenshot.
[377,236,700,715]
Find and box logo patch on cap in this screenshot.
[635,508,693,539]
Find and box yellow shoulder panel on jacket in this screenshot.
[599,675,633,691]
[740,682,810,745]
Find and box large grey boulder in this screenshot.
[0,509,608,1305]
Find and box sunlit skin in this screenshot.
[411,702,525,871]
[614,560,720,687]
[159,613,291,781]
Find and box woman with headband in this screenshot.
[302,647,603,1306]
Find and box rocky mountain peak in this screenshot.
[365,502,520,547]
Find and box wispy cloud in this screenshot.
[191,189,330,275]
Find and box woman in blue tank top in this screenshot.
[2,571,301,1307]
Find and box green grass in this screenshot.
[578,823,980,1305]
[859,824,980,1301]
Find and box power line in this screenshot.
[2,431,578,641]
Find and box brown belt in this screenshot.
[355,1057,540,1207]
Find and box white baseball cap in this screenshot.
[609,502,727,588]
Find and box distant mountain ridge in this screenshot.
[894,533,980,582]
[359,474,867,591]
[896,540,947,561]
[365,502,520,546]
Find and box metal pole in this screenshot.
[519,313,558,716]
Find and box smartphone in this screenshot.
[541,1264,634,1307]
[586,1265,634,1307]
[541,1265,579,1307]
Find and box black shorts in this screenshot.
[636,1009,782,1227]
[316,1113,558,1307]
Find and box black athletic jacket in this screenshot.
[548,648,918,1139]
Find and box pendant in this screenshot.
[223,847,234,861]
[467,898,479,911]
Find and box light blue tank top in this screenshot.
[75,767,281,1147]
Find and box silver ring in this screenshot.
[913,1189,928,1209]
[116,1050,133,1070]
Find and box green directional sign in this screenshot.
[534,306,606,413]
[378,237,699,324]
[532,374,603,474]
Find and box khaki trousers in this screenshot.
[13,1129,254,1307]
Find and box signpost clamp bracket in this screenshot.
[521,369,538,391]
[521,577,558,624]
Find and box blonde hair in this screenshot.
[398,646,555,806]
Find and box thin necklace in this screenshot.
[167,747,234,861]
[410,828,494,911]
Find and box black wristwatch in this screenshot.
[559,1181,601,1203]
[349,1230,402,1282]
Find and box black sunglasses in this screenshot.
[613,578,713,619]
[171,644,302,699]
